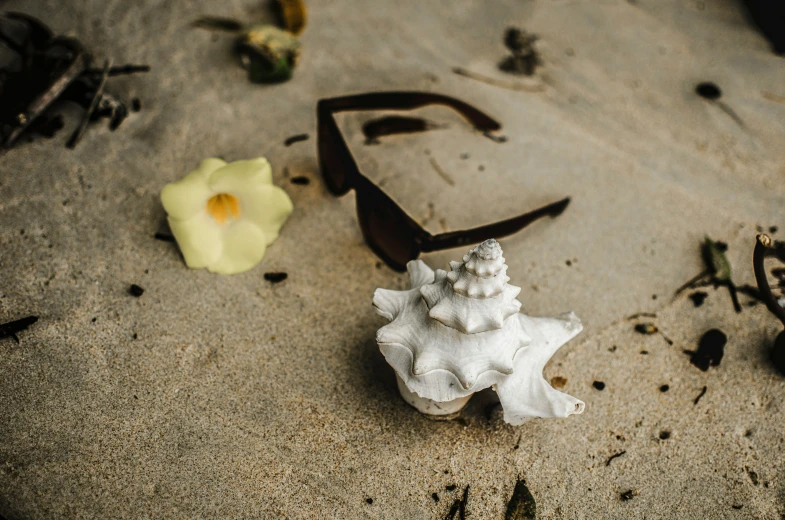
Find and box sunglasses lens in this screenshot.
[357,193,418,270]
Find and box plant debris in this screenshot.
[593,381,606,391]
[752,234,785,374]
[191,17,244,31]
[362,116,439,144]
[264,272,288,284]
[550,376,567,389]
[693,385,707,405]
[442,485,469,520]
[452,67,545,93]
[67,59,111,149]
[284,133,309,146]
[689,291,708,307]
[236,25,301,83]
[620,489,639,501]
[635,323,658,335]
[0,316,38,343]
[606,450,626,467]
[193,17,301,83]
[273,0,308,35]
[0,12,148,151]
[428,157,456,186]
[686,329,726,371]
[290,176,310,185]
[499,27,541,76]
[129,284,145,297]
[505,479,536,520]
[634,322,673,345]
[627,312,656,320]
[675,236,741,313]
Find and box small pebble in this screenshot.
[593,381,606,391]
[129,284,145,297]
[264,272,288,283]
[695,82,721,100]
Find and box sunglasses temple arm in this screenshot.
[317,93,501,132]
[420,197,571,253]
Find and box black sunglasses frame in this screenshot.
[317,91,570,271]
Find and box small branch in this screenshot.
[693,385,707,405]
[191,16,243,32]
[458,485,469,520]
[67,59,111,149]
[428,157,455,186]
[674,270,710,296]
[626,312,657,320]
[724,281,742,313]
[605,450,626,467]
[452,67,545,93]
[84,64,151,77]
[754,234,785,326]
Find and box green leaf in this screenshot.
[703,236,731,282]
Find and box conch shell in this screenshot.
[373,239,584,425]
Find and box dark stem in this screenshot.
[84,64,151,77]
[67,59,111,149]
[675,269,710,296]
[725,281,742,313]
[754,234,785,326]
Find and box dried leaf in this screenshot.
[702,236,731,281]
[274,0,307,35]
[505,479,536,520]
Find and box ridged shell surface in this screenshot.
[373,239,585,425]
[421,239,522,334]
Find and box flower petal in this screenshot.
[168,212,223,269]
[237,185,293,245]
[207,219,267,274]
[161,158,227,220]
[207,158,273,193]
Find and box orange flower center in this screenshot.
[206,193,240,225]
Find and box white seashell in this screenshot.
[373,239,585,425]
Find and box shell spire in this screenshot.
[420,239,522,334]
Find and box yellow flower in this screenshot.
[161,158,293,274]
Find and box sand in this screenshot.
[1,0,784,518]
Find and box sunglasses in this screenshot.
[316,91,570,271]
